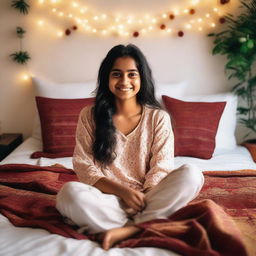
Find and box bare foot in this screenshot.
[100,226,140,250]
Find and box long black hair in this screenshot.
[93,44,161,165]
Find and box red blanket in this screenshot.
[0,164,253,256]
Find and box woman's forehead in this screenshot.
[111,57,138,71]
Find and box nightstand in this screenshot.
[0,133,23,161]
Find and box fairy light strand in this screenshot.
[35,0,235,37]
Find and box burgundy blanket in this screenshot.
[0,164,253,256]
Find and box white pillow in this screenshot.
[180,93,238,154]
[32,77,97,140]
[155,81,187,105]
[32,77,96,99]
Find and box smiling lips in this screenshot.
[116,87,133,92]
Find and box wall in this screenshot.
[0,0,249,143]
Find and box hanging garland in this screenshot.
[10,27,31,64]
[37,0,234,38]
[10,1,31,65]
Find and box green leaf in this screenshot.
[212,43,226,55]
[232,82,243,92]
[226,56,249,70]
[248,76,256,88]
[235,87,247,98]
[240,43,250,54]
[237,107,250,114]
[11,0,30,15]
[10,51,31,64]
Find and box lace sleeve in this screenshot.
[72,106,105,185]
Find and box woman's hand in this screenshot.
[94,177,146,213]
[118,187,146,213]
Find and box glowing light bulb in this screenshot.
[213,8,218,12]
[185,24,192,29]
[92,28,97,33]
[68,13,73,18]
[101,14,107,19]
[22,74,29,81]
[197,18,202,22]
[162,13,167,18]
[93,16,99,21]
[86,25,91,31]
[174,10,180,15]
[211,23,216,27]
[183,9,189,14]
[151,18,157,23]
[72,2,78,8]
[38,20,45,26]
[191,0,199,5]
[118,24,124,30]
[76,18,82,24]
[198,27,203,31]
[57,31,63,37]
[38,0,44,4]
[51,0,57,3]
[58,12,64,17]
[205,13,210,18]
[52,8,57,12]
[167,28,172,33]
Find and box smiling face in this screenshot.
[109,56,141,103]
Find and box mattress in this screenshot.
[1,137,255,171]
[0,137,255,256]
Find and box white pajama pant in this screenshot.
[56,164,204,234]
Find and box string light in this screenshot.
[36,0,236,38]
[22,74,30,81]
[38,20,45,26]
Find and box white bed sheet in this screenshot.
[0,137,180,256]
[0,137,255,256]
[1,137,255,171]
[0,214,179,256]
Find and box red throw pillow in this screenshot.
[162,95,226,159]
[31,96,95,158]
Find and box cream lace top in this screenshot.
[73,105,174,191]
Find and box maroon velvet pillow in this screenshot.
[162,95,226,159]
[31,96,95,158]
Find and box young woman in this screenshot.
[56,44,204,250]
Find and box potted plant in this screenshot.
[208,0,256,143]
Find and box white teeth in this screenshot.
[118,88,132,91]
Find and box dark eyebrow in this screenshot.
[110,69,139,72]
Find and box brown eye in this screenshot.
[111,72,121,77]
[129,72,138,78]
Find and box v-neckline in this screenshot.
[116,105,145,139]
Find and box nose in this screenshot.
[120,74,130,85]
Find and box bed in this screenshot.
[0,78,255,256]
